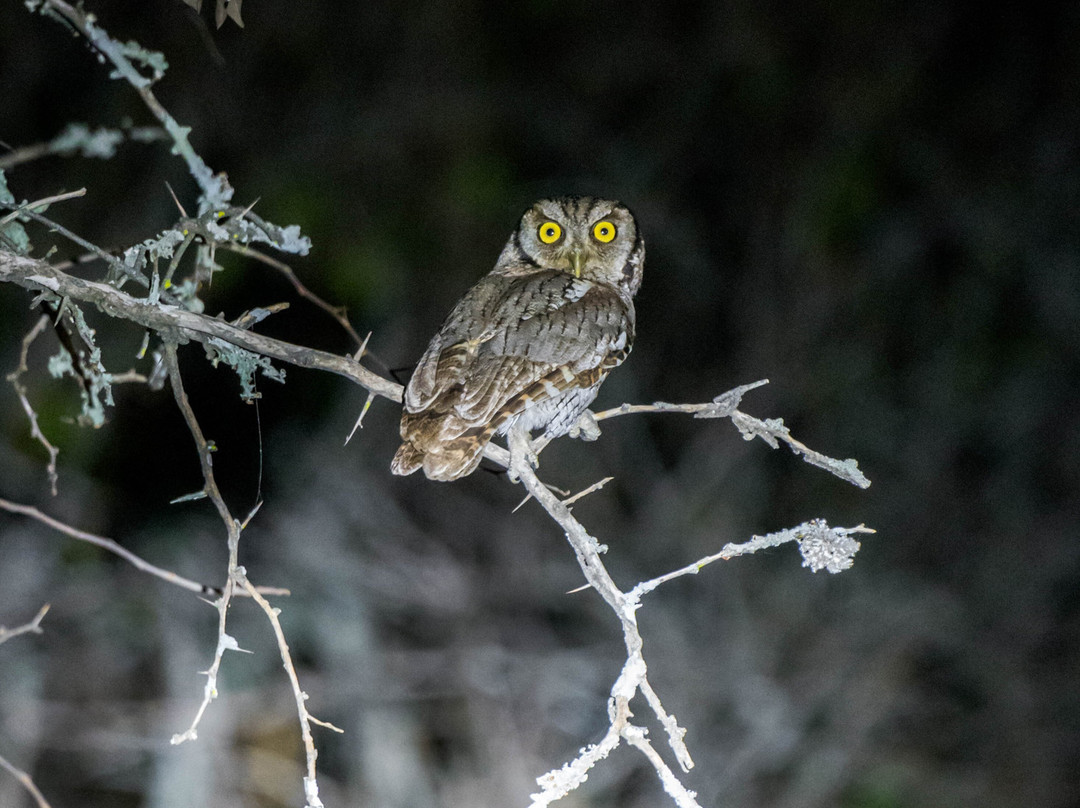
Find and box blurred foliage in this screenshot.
[0,0,1078,806]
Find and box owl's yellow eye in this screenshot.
[592,221,617,243]
[538,221,562,244]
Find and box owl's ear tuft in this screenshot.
[620,235,645,296]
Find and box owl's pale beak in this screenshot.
[570,248,588,278]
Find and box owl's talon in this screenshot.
[569,410,601,441]
[506,427,539,483]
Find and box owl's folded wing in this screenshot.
[406,272,632,430]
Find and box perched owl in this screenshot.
[391,196,644,481]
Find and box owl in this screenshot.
[391,196,644,481]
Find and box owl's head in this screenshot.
[508,196,644,297]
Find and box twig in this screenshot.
[0,188,86,227]
[513,379,875,804]
[0,497,288,598]
[629,522,875,602]
[0,123,166,171]
[5,315,60,494]
[237,572,342,808]
[509,426,699,807]
[592,380,871,489]
[563,476,614,507]
[0,604,50,647]
[0,206,128,277]
[0,752,52,808]
[162,344,331,807]
[41,0,233,211]
[225,243,366,349]
[164,342,245,745]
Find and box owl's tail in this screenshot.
[391,424,495,481]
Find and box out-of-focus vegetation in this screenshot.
[0,1,1077,806]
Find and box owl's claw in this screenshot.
[569,410,601,441]
[506,427,539,483]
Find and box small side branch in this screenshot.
[237,572,342,808]
[0,604,50,647]
[630,521,876,602]
[162,344,332,808]
[5,315,60,494]
[164,342,244,745]
[509,431,699,807]
[0,188,87,228]
[592,380,871,489]
[0,498,287,598]
[225,244,367,350]
[0,751,52,808]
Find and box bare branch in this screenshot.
[225,243,367,349]
[163,342,242,745]
[0,188,86,227]
[508,426,699,805]
[0,497,288,598]
[0,604,50,647]
[563,476,615,507]
[629,521,876,602]
[5,315,60,494]
[237,572,342,808]
[592,380,872,489]
[0,609,53,807]
[0,752,52,808]
[162,344,332,806]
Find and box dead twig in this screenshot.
[0,498,288,598]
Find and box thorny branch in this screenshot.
[0,250,400,401]
[2,235,873,803]
[593,379,871,490]
[509,380,872,806]
[236,573,344,808]
[161,343,330,808]
[162,343,244,749]
[35,0,233,211]
[510,433,701,808]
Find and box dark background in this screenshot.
[1,1,1078,806]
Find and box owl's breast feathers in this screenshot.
[391,271,634,481]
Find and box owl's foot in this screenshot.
[569,410,601,441]
[506,426,540,483]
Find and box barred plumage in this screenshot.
[392,196,644,481]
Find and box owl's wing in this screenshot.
[405,270,632,427]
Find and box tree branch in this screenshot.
[0,603,49,647]
[0,248,400,401]
[0,498,288,598]
[162,343,330,808]
[0,752,52,808]
[5,315,59,494]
